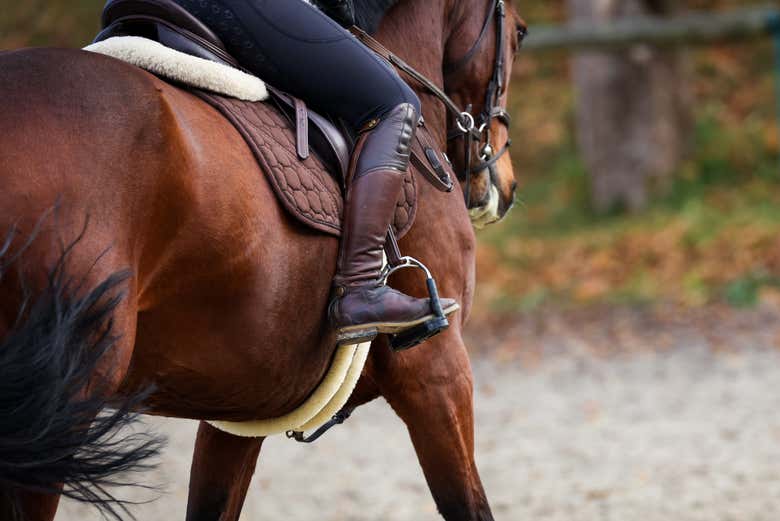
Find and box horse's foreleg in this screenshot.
[377,335,494,521]
[186,421,264,521]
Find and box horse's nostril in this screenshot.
[510,181,518,194]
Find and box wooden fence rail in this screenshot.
[524,5,780,51]
[519,4,780,170]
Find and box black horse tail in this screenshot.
[0,234,164,521]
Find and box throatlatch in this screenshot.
[381,228,450,351]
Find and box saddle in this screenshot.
[94,0,456,238]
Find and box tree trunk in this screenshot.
[568,0,692,213]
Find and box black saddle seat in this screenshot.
[97,0,240,68]
[101,0,224,48]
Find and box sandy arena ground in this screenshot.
[57,309,780,520]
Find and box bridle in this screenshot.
[444,0,512,206]
[349,0,515,206]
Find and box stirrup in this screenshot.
[378,256,450,351]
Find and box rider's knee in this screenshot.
[364,82,420,127]
[396,83,421,116]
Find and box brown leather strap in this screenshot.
[294,98,310,160]
[410,146,453,193]
[384,228,404,267]
[442,0,498,75]
[410,123,454,193]
[348,28,457,193]
[349,26,467,122]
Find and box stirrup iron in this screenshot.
[382,230,450,351]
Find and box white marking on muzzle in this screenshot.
[469,183,501,230]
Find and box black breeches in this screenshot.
[171,0,420,130]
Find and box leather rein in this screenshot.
[350,0,511,205]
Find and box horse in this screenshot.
[0,0,524,519]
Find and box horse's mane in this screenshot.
[353,0,400,34]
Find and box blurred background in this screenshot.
[4,1,780,520]
[3,0,779,329]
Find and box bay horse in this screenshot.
[0,0,524,519]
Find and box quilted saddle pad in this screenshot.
[194,91,417,239]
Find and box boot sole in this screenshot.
[336,302,460,346]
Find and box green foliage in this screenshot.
[481,30,780,310]
[724,275,762,307]
[724,272,780,308]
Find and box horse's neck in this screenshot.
[376,0,476,265]
[375,0,450,146]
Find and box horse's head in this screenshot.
[444,0,526,228]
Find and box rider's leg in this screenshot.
[171,0,416,128]
[171,0,458,343]
[330,103,458,345]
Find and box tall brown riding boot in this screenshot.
[329,103,459,346]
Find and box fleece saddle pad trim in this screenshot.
[84,36,268,102]
[208,341,371,438]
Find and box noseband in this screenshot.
[350,0,511,205]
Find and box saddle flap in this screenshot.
[91,0,433,239]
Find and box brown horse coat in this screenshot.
[0,0,524,519]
